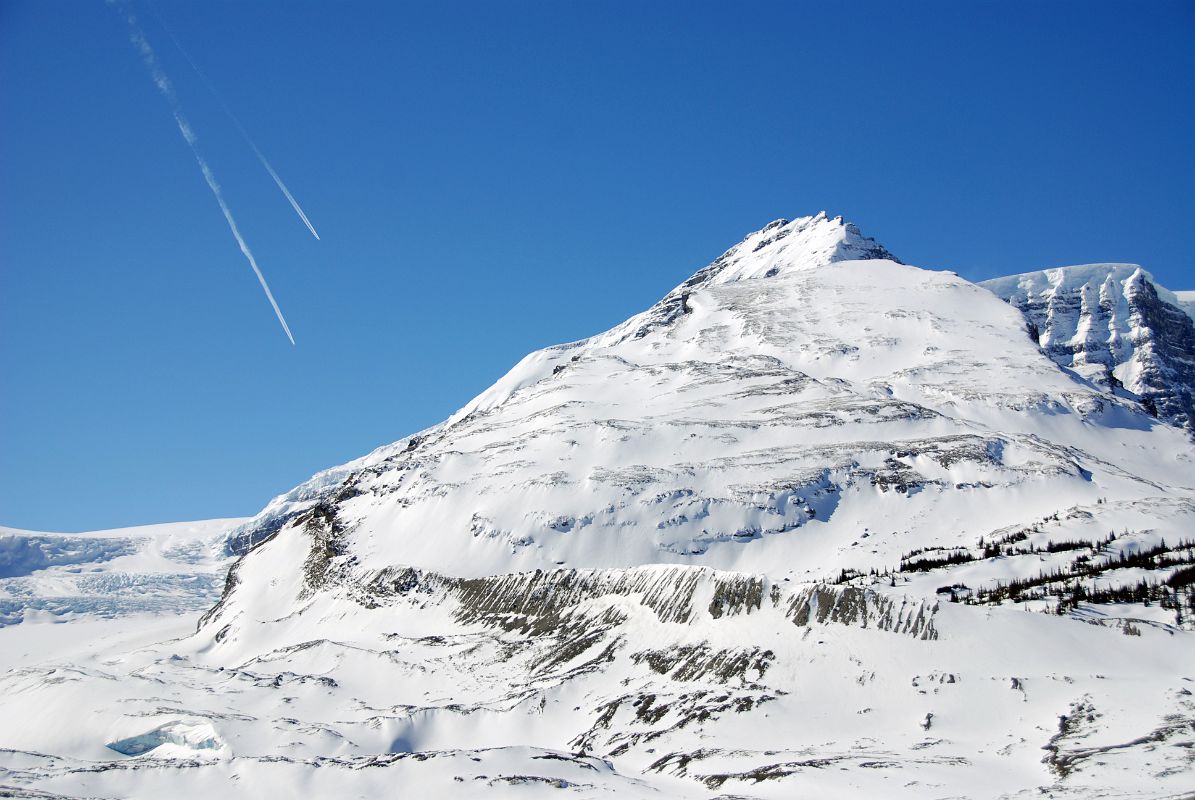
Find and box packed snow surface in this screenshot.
[2,214,1193,798]
[1174,290,1195,321]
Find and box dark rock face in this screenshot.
[787,584,938,640]
[1120,275,1195,432]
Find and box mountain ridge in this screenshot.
[227,215,1192,563]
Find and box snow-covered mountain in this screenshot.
[224,214,1188,577]
[2,214,1193,799]
[982,264,1195,433]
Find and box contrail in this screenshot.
[248,142,321,241]
[113,2,295,344]
[181,115,296,345]
[147,4,320,241]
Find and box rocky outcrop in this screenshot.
[982,265,1195,433]
[787,584,939,640]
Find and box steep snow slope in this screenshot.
[982,265,1195,433]
[2,215,1193,799]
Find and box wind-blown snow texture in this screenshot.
[3,213,1194,799]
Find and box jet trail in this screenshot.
[182,117,296,345]
[115,4,295,344]
[246,141,321,240]
[149,6,320,241]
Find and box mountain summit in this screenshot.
[676,211,901,287]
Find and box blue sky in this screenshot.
[2,0,1193,531]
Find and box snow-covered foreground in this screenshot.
[2,214,1193,798]
[1,556,1192,798]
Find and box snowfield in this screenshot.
[2,214,1193,798]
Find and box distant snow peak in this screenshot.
[598,212,900,345]
[981,263,1195,433]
